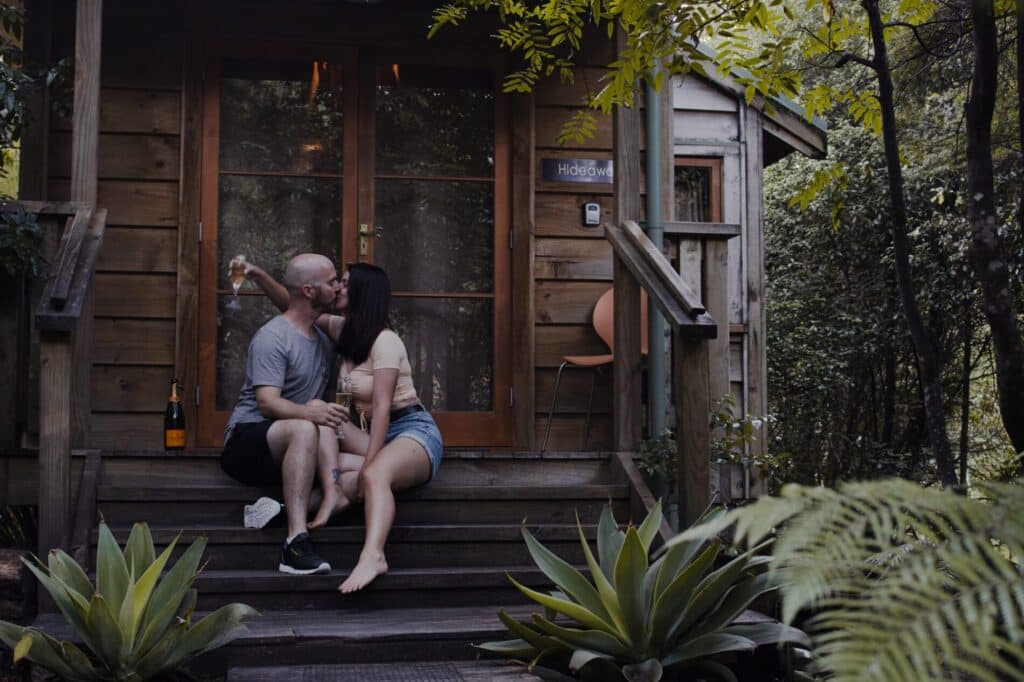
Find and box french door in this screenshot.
[197,44,512,447]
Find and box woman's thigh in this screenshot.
[366,437,431,493]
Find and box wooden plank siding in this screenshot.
[44,0,184,449]
[532,65,618,449]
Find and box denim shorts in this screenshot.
[386,409,443,481]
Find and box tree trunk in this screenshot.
[959,312,971,486]
[862,0,958,485]
[967,0,1024,461]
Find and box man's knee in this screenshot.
[280,419,318,450]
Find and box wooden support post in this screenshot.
[704,240,730,405]
[612,27,644,451]
[69,0,102,449]
[743,105,768,457]
[510,93,536,449]
[675,334,711,527]
[38,333,72,556]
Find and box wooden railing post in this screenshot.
[675,335,711,526]
[38,332,73,555]
[612,27,644,451]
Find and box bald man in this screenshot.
[220,253,344,575]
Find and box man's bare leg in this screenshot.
[266,419,319,541]
[338,438,430,594]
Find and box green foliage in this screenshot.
[0,506,35,549]
[636,431,677,490]
[479,502,809,680]
[429,0,801,139]
[0,522,258,681]
[0,204,44,278]
[673,479,1024,681]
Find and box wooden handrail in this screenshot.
[604,221,717,339]
[36,207,107,332]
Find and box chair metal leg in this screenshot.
[541,360,569,453]
[581,368,599,450]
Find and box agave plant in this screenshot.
[0,522,258,681]
[480,501,809,681]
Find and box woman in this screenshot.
[246,260,443,593]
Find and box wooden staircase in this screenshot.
[31,449,657,676]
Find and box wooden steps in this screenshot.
[34,605,542,671]
[97,524,593,570]
[226,661,541,681]
[30,449,668,675]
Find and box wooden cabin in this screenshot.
[0,0,824,674]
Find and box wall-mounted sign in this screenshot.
[542,158,614,184]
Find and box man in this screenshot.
[220,253,345,575]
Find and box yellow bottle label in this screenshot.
[165,429,186,448]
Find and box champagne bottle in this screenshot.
[164,378,185,451]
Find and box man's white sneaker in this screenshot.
[244,496,283,529]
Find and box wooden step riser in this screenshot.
[95,459,617,488]
[92,540,587,571]
[95,499,630,527]
[194,638,499,674]
[195,587,533,611]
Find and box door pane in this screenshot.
[217,175,341,287]
[216,295,280,410]
[391,297,493,411]
[375,64,494,177]
[220,58,345,174]
[374,179,493,293]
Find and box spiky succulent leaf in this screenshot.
[669,548,769,643]
[649,542,719,649]
[123,523,157,578]
[47,549,94,603]
[508,574,620,635]
[568,647,616,675]
[530,613,632,657]
[622,657,662,682]
[0,623,96,681]
[85,592,123,671]
[118,535,178,656]
[21,558,101,655]
[614,526,649,649]
[475,637,538,658]
[597,504,625,581]
[636,499,663,554]
[96,522,130,613]
[138,535,206,656]
[132,620,187,680]
[577,514,629,641]
[723,622,810,648]
[175,603,258,661]
[521,527,612,624]
[693,572,777,635]
[499,609,564,652]
[660,632,755,668]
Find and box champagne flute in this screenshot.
[335,375,353,410]
[226,255,247,311]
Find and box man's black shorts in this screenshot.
[221,420,281,486]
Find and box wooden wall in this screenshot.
[45,0,185,449]
[532,56,618,450]
[28,1,767,452]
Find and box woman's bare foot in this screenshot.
[338,551,388,593]
[308,474,352,530]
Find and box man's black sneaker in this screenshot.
[278,532,331,575]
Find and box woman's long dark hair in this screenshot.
[336,263,391,366]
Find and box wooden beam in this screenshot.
[0,201,86,216]
[38,333,72,555]
[511,92,536,449]
[744,104,768,457]
[664,221,742,238]
[69,0,102,450]
[45,210,91,308]
[71,0,102,205]
[675,335,711,526]
[68,449,101,565]
[36,209,106,332]
[621,220,705,315]
[176,25,202,447]
[704,240,730,405]
[612,28,643,452]
[611,452,674,542]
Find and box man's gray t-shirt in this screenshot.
[225,315,333,442]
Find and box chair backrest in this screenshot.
[592,288,649,356]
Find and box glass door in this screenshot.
[357,54,512,445]
[197,46,512,447]
[198,47,358,445]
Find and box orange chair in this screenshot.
[541,288,649,452]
